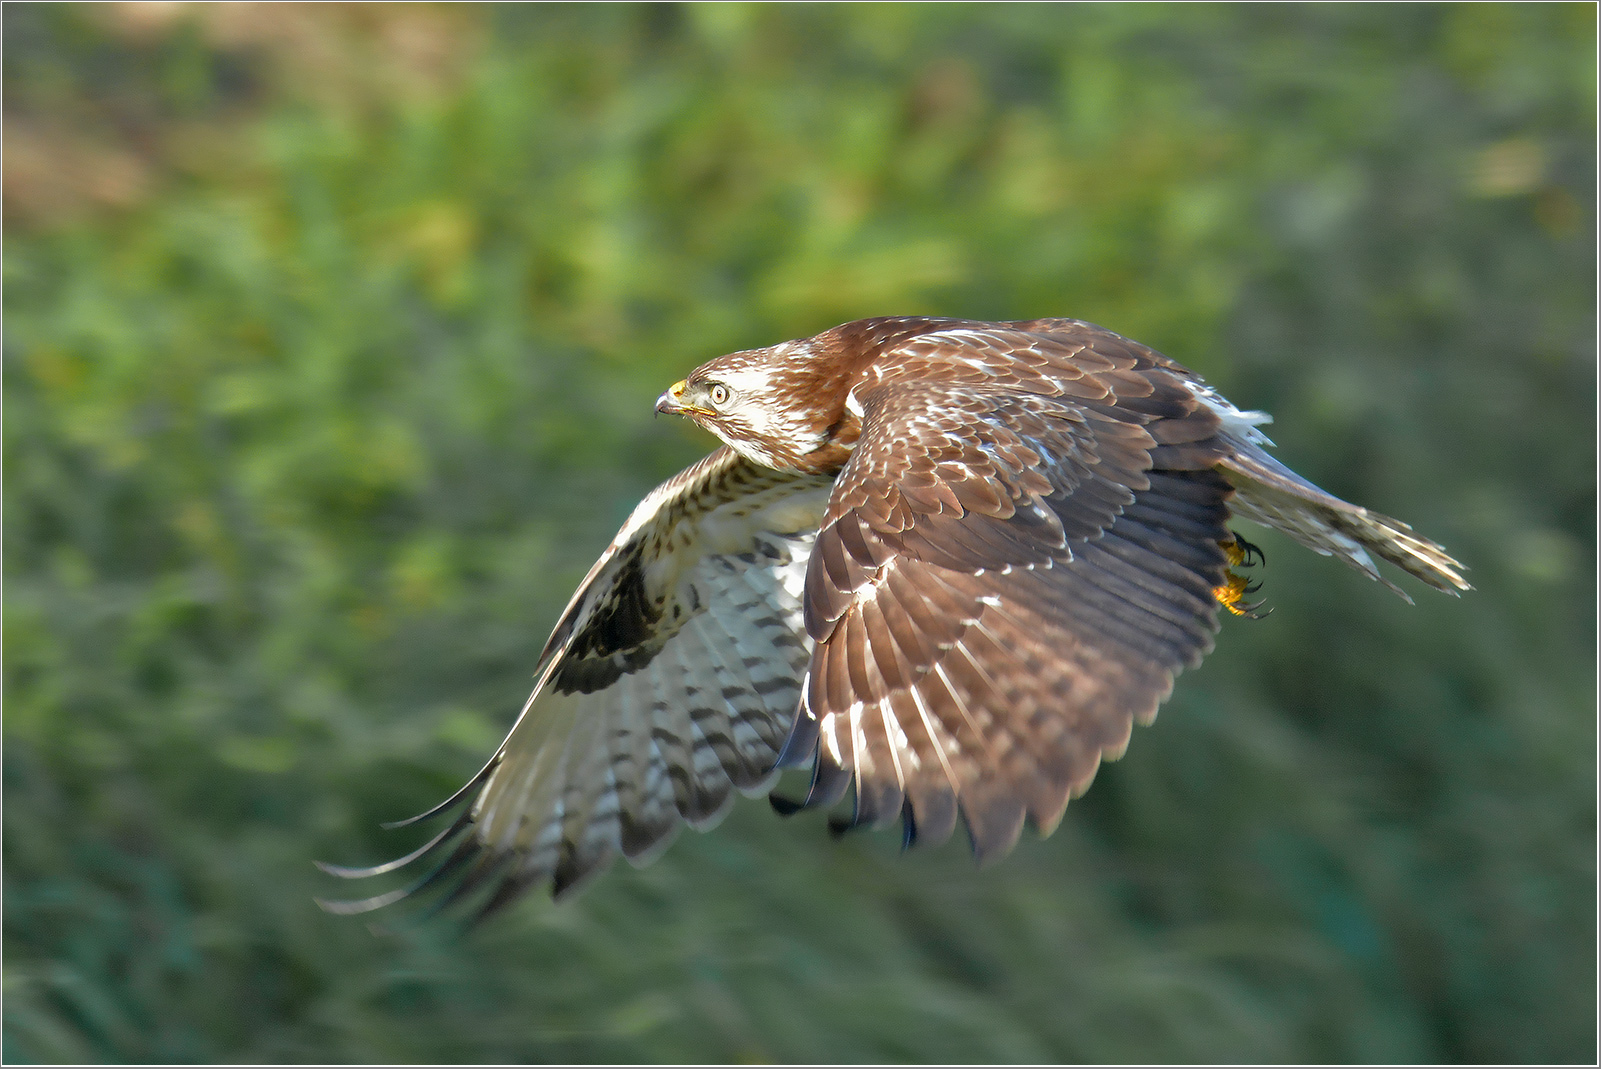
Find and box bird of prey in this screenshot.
[320,316,1468,920]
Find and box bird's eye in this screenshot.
[708,383,730,406]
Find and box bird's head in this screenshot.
[654,318,960,474]
[655,339,861,474]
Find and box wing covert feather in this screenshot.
[792,325,1236,859]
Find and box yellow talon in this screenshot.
[1214,534,1270,618]
[1214,571,1256,616]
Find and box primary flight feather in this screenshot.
[320,316,1468,919]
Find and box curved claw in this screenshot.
[1216,532,1271,617]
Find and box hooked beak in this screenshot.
[654,379,690,417]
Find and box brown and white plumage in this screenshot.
[321,316,1468,919]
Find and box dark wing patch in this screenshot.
[320,447,832,918]
[551,553,667,693]
[785,325,1235,860]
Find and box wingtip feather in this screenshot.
[315,887,416,916]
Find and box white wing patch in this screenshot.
[1184,379,1276,446]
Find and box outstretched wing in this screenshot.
[320,447,832,915]
[780,323,1238,859]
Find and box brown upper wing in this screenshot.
[319,447,833,916]
[780,324,1237,858]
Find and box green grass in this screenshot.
[5,3,1595,1062]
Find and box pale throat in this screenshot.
[714,413,841,473]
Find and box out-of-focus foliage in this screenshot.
[4,3,1593,1062]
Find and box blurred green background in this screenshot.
[4,3,1594,1063]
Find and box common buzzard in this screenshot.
[321,317,1467,919]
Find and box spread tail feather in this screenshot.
[1220,442,1470,601]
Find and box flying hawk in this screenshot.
[320,317,1468,920]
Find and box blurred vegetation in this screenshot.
[4,2,1594,1063]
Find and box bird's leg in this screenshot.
[1214,533,1270,618]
